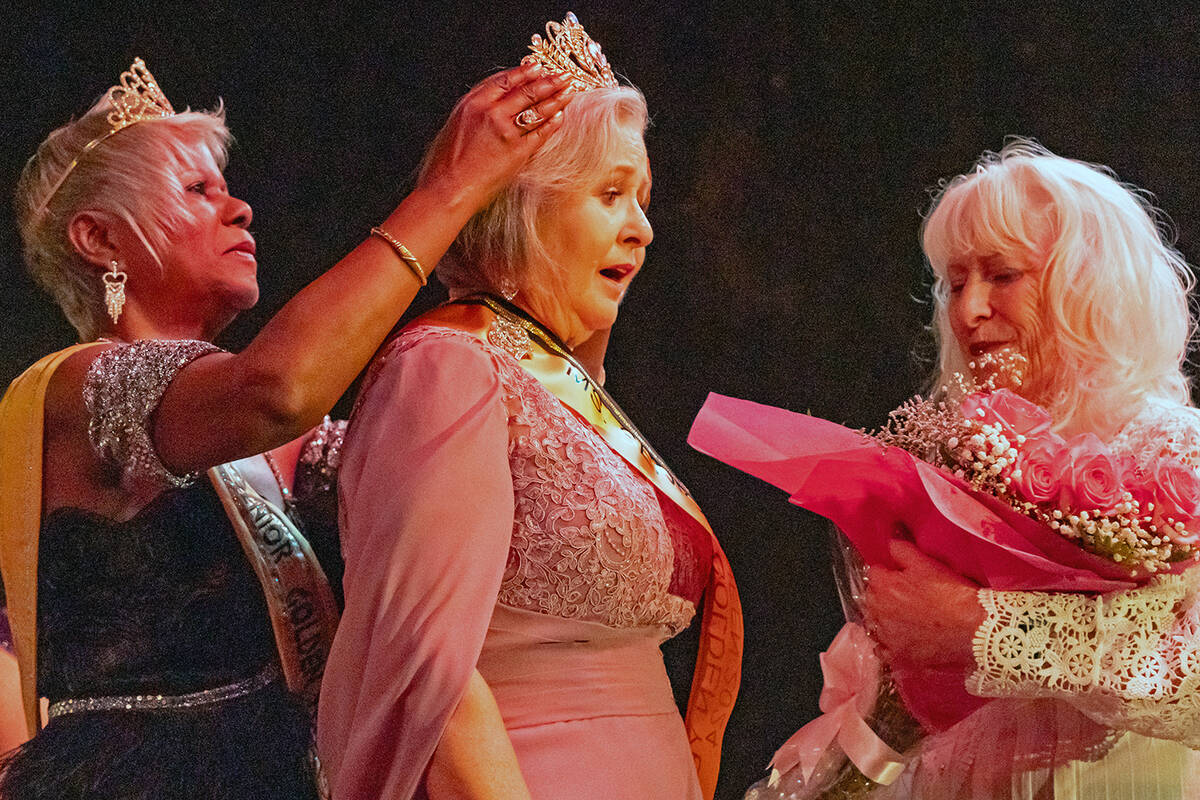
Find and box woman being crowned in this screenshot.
[692,140,1200,798]
[317,14,742,800]
[0,51,572,798]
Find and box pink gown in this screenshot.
[317,323,712,800]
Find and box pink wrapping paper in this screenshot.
[688,393,1142,733]
[688,393,1137,594]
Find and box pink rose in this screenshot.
[1116,454,1155,510]
[1151,457,1200,539]
[1011,433,1067,505]
[1054,433,1125,513]
[961,389,1053,439]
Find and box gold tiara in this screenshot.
[104,58,175,130]
[35,58,176,220]
[521,12,619,92]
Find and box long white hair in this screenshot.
[922,139,1195,433]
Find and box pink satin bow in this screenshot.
[768,622,906,788]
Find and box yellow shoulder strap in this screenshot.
[0,344,102,735]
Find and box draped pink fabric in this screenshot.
[318,326,706,799]
[318,334,515,800]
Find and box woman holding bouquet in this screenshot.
[864,140,1200,796]
[862,139,1200,798]
[695,140,1200,799]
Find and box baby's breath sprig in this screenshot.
[967,348,1028,392]
[874,395,964,468]
[871,379,1198,576]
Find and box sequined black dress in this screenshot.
[0,484,317,800]
[0,341,345,800]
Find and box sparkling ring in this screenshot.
[514,107,545,131]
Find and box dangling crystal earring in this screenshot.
[103,259,127,323]
[497,277,518,302]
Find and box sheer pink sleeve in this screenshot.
[316,332,514,800]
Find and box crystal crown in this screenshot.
[104,58,175,132]
[34,58,176,220]
[521,12,619,92]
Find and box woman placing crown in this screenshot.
[316,13,742,800]
[0,56,573,799]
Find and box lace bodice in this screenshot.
[383,324,707,634]
[1109,397,1200,471]
[972,398,1200,745]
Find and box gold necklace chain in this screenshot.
[460,294,690,496]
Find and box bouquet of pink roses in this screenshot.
[689,389,1200,797]
[879,388,1199,575]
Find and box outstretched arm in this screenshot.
[152,64,574,471]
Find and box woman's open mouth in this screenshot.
[599,264,634,284]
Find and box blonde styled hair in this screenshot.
[15,96,231,341]
[922,139,1195,433]
[424,84,648,297]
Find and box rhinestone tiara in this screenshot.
[103,58,175,131]
[34,57,176,220]
[521,12,619,92]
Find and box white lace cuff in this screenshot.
[969,573,1200,747]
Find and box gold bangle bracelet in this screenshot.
[369,226,428,287]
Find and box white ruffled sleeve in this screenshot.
[970,399,1200,747]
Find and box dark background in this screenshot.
[4,2,1199,797]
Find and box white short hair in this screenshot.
[16,97,231,340]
